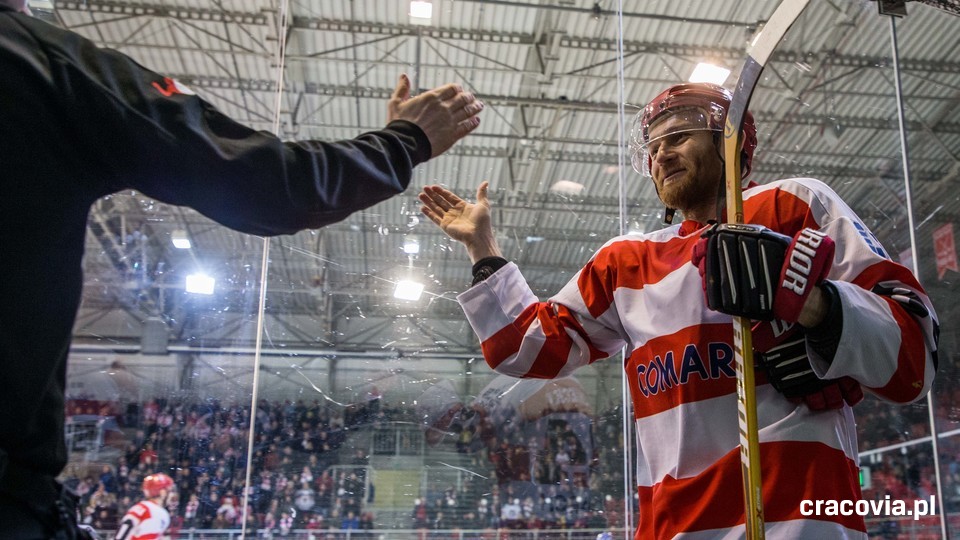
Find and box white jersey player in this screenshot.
[114,473,173,540]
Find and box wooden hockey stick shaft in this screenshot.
[722,1,811,538]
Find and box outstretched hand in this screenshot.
[419,182,501,263]
[388,74,483,159]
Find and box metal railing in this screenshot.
[371,425,424,456]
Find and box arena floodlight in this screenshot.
[185,273,215,295]
[403,236,420,255]
[394,279,424,301]
[409,1,432,24]
[689,62,731,85]
[171,230,191,249]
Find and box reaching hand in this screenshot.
[388,74,483,159]
[419,182,501,262]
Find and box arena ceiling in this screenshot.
[52,0,960,367]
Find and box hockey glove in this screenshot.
[691,223,791,320]
[752,321,864,410]
[691,224,835,323]
[774,227,835,323]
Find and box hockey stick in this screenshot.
[722,1,811,538]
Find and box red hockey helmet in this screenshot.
[142,473,174,498]
[630,82,757,181]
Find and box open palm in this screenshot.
[419,181,495,251]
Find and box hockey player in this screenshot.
[419,82,938,538]
[114,474,173,540]
[0,0,482,537]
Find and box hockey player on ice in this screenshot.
[114,473,173,540]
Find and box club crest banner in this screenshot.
[933,223,958,280]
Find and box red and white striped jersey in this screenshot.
[458,178,938,539]
[114,499,170,540]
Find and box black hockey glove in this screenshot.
[691,223,835,323]
[753,321,864,410]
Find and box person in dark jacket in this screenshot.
[0,1,483,537]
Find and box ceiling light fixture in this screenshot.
[409,1,432,24]
[403,236,420,255]
[171,230,192,249]
[549,180,585,196]
[185,273,215,295]
[689,62,731,85]
[394,279,424,301]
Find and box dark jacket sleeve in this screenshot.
[7,12,431,235]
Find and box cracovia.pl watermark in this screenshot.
[801,496,937,520]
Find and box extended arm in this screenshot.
[419,182,625,378]
[3,13,482,235]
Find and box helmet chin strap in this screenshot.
[663,207,676,225]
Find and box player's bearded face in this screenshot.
[648,115,724,213]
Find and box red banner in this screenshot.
[933,223,958,280]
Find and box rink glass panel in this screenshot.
[59,0,960,537]
[257,0,630,534]
[760,3,959,537]
[898,5,960,537]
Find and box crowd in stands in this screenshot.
[60,382,960,537]
[61,394,628,537]
[409,400,628,536]
[854,387,960,506]
[62,397,381,536]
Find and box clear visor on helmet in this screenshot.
[629,107,722,177]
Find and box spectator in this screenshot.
[299,464,315,486]
[413,498,429,529]
[295,481,316,514]
[197,489,221,529]
[99,465,118,494]
[341,510,360,530]
[278,510,294,536]
[74,476,95,505]
[263,511,277,535]
[500,498,522,529]
[183,493,200,528]
[215,495,238,527]
[86,482,117,517]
